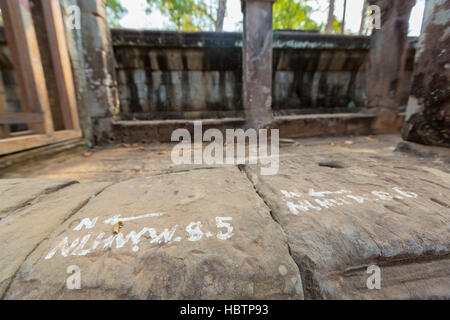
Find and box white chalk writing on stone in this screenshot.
[45,214,234,260]
[282,187,419,215]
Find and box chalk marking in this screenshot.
[281,190,302,198]
[103,213,164,225]
[45,216,234,260]
[102,225,179,252]
[74,217,98,231]
[308,189,352,197]
[287,200,322,215]
[284,187,419,215]
[216,217,234,240]
[45,237,80,260]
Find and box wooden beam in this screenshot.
[41,0,80,130]
[0,0,54,134]
[0,129,82,156]
[0,125,9,139]
[0,2,28,136]
[9,130,34,137]
[0,74,10,138]
[0,113,44,125]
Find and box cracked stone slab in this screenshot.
[0,181,110,297]
[4,167,303,300]
[245,153,450,299]
[0,178,77,216]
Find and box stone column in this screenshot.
[241,0,275,129]
[62,0,119,144]
[366,0,415,115]
[402,0,450,147]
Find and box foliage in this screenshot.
[331,16,342,33]
[106,0,128,28]
[106,0,342,33]
[146,0,218,31]
[273,0,320,31]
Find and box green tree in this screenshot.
[273,0,320,30]
[325,0,335,33]
[325,0,341,33]
[215,0,226,32]
[359,0,368,35]
[146,0,220,31]
[341,0,347,33]
[106,0,128,28]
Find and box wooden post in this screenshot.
[0,74,10,138]
[0,0,54,134]
[41,0,80,130]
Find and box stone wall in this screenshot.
[112,29,417,120]
[112,30,244,120]
[0,27,417,123]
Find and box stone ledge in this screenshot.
[111,113,404,142]
[272,113,405,138]
[0,138,85,173]
[110,28,418,51]
[112,117,247,143]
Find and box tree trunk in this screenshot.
[359,0,368,34]
[325,0,335,34]
[341,0,347,34]
[215,0,227,32]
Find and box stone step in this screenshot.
[244,152,450,299]
[2,168,303,300]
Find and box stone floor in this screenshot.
[0,134,449,299]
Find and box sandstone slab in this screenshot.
[0,178,76,216]
[4,167,303,300]
[245,152,450,299]
[0,181,110,297]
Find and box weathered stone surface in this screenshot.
[0,181,110,297]
[242,0,275,129]
[402,0,450,147]
[0,178,76,216]
[4,167,303,300]
[244,152,450,299]
[63,0,119,144]
[396,141,450,163]
[2,135,448,300]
